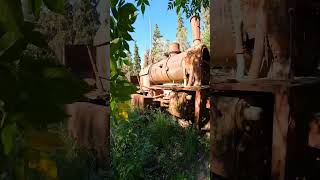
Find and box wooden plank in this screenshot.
[211,82,277,92]
[271,87,290,180]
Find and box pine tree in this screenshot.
[176,13,190,52]
[151,24,164,63]
[122,51,133,79]
[202,7,210,49]
[143,49,150,68]
[133,42,141,75]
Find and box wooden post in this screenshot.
[271,87,290,180]
[248,0,267,78]
[195,90,202,129]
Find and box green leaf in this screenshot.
[123,41,129,51]
[0,31,23,57]
[1,123,18,155]
[111,0,119,8]
[25,130,65,152]
[0,38,27,62]
[25,31,48,48]
[144,0,150,6]
[141,3,145,14]
[43,0,64,14]
[123,59,130,65]
[118,3,137,19]
[123,32,133,41]
[29,0,42,18]
[0,0,24,31]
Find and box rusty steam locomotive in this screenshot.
[131,16,212,129]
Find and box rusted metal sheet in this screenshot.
[140,44,210,86]
[168,92,194,119]
[190,16,201,45]
[130,75,139,85]
[211,0,290,80]
[211,0,236,67]
[64,45,96,80]
[148,52,186,84]
[131,94,154,109]
[65,102,109,167]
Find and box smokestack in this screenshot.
[190,16,201,46]
[169,42,181,56]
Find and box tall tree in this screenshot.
[143,49,151,68]
[202,7,210,49]
[133,42,141,75]
[151,24,164,63]
[121,51,133,79]
[176,13,190,52]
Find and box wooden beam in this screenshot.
[271,87,290,180]
[195,90,202,129]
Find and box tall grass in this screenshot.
[110,108,209,180]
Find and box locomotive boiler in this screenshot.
[132,16,211,128]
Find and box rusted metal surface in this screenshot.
[131,94,154,109]
[169,42,181,55]
[211,0,290,80]
[210,80,320,180]
[64,45,96,80]
[65,102,109,167]
[168,92,194,119]
[148,52,186,84]
[190,16,201,45]
[139,44,210,87]
[210,95,273,179]
[130,75,139,85]
[139,15,210,89]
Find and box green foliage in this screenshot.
[168,0,210,19]
[1,123,18,155]
[111,108,209,179]
[133,41,141,75]
[110,0,148,121]
[43,0,65,14]
[151,24,169,63]
[176,13,190,52]
[143,48,150,68]
[202,7,210,49]
[0,0,92,178]
[49,123,109,180]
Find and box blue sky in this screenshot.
[127,0,194,61]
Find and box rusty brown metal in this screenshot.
[130,75,139,85]
[140,45,209,86]
[190,16,201,45]
[131,94,154,109]
[148,52,186,84]
[169,42,181,55]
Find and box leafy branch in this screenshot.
[0,0,92,178]
[168,0,209,18]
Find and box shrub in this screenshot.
[110,108,209,180]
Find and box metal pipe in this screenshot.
[190,16,201,46]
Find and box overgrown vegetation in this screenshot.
[110,108,210,179]
[0,0,94,178]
